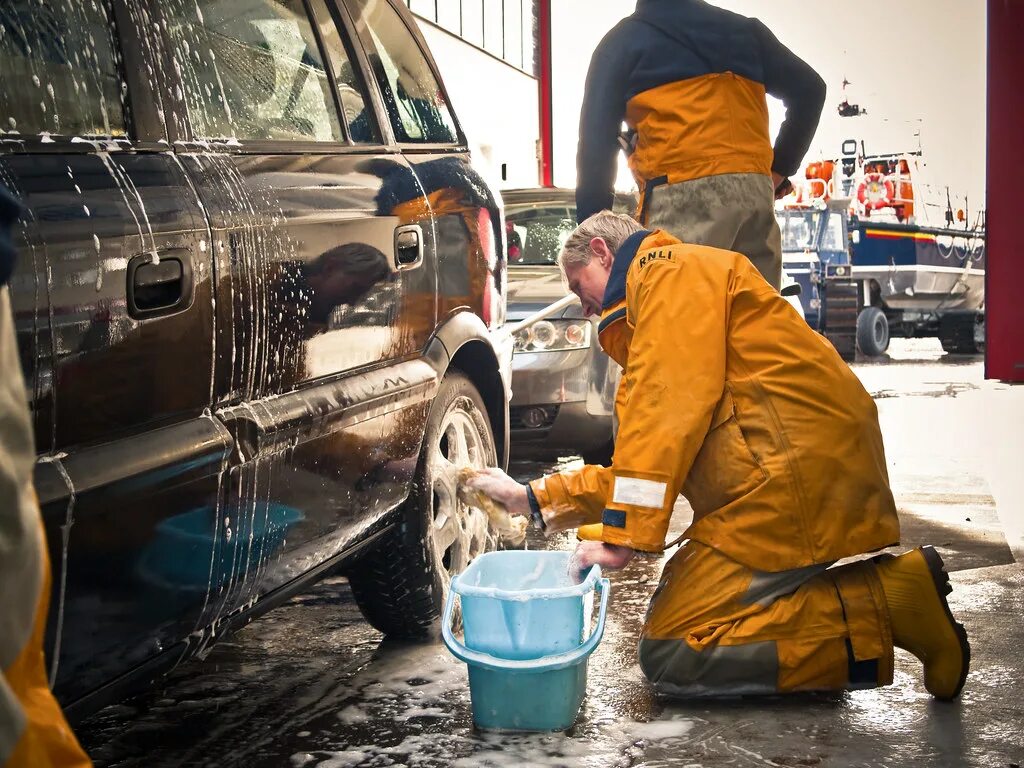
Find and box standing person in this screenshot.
[469,211,970,700]
[575,0,827,289]
[0,184,91,767]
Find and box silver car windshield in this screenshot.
[506,206,575,265]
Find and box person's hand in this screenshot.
[567,540,635,580]
[465,467,531,518]
[772,172,792,199]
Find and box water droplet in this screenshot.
[32,74,40,87]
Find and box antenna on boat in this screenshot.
[838,76,867,117]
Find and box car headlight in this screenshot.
[513,319,591,352]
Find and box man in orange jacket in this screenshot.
[576,0,827,289]
[471,211,970,699]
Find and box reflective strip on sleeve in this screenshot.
[612,476,668,508]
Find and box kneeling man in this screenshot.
[472,211,969,700]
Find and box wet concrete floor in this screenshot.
[77,340,1024,767]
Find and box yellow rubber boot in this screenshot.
[875,546,970,700]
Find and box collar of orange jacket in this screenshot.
[602,229,653,310]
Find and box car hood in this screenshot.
[506,265,583,319]
[508,266,568,301]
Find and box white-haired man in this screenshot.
[470,211,969,700]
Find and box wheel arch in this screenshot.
[426,311,510,470]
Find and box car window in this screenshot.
[167,0,342,143]
[0,0,127,138]
[307,0,380,143]
[346,0,459,144]
[506,206,574,265]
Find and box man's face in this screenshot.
[564,237,614,317]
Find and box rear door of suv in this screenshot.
[0,0,224,706]
[151,0,443,625]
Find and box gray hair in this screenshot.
[558,210,644,272]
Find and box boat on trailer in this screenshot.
[778,143,986,359]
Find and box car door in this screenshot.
[154,0,441,625]
[0,0,225,707]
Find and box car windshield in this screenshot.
[778,211,823,251]
[821,212,847,253]
[505,206,575,265]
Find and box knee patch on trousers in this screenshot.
[638,637,779,697]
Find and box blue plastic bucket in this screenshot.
[442,550,610,732]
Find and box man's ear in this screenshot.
[590,237,613,268]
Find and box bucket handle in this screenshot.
[441,577,611,674]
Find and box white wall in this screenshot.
[418,22,541,190]
[550,1,632,191]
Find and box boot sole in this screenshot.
[920,546,971,700]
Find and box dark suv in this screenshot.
[0,0,509,719]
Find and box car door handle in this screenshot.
[395,225,423,269]
[127,249,193,319]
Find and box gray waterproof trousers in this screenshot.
[643,173,783,289]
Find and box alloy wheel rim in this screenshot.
[426,397,496,592]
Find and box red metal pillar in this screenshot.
[537,0,553,187]
[986,0,1024,381]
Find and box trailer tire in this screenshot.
[856,307,890,356]
[939,313,984,355]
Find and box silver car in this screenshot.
[502,188,636,465]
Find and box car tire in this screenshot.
[581,438,614,467]
[346,371,499,638]
[856,306,890,356]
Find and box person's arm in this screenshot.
[597,251,729,552]
[466,463,611,533]
[529,463,613,532]
[754,20,826,181]
[576,25,633,224]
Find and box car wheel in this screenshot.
[346,371,499,637]
[581,438,614,467]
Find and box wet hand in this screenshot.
[466,467,531,518]
[568,540,635,579]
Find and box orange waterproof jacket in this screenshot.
[528,230,899,571]
[576,0,826,222]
